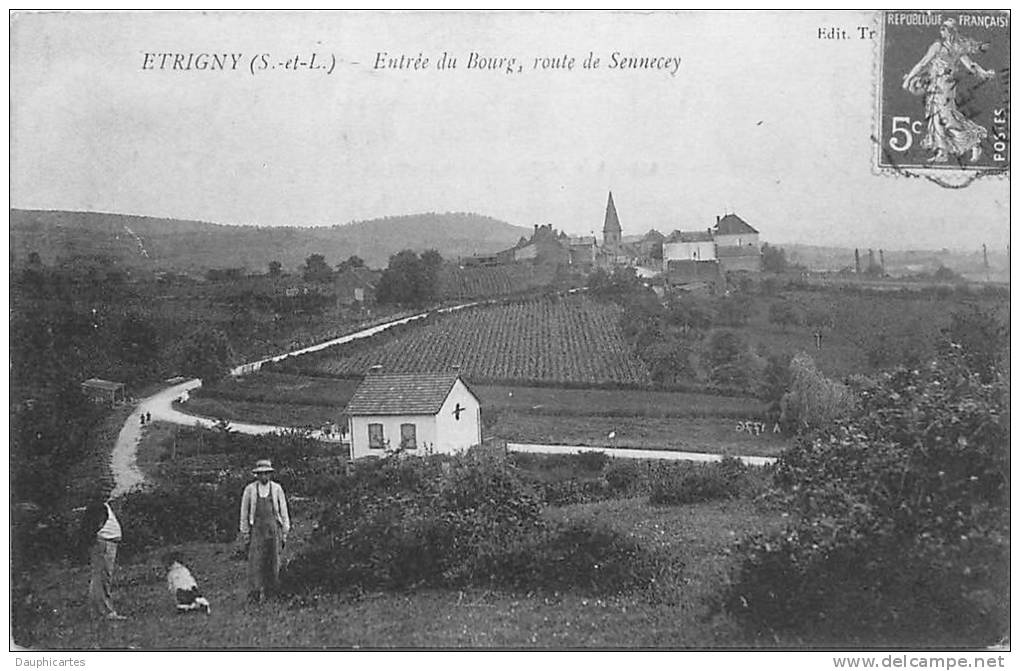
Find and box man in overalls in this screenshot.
[238,459,291,603]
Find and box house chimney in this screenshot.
[534,224,538,235]
[716,215,721,225]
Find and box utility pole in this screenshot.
[854,248,861,274]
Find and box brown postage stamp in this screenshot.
[877,10,1010,174]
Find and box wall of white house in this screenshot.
[435,379,482,452]
[349,414,438,459]
[663,240,717,261]
[347,380,482,459]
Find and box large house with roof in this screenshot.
[663,214,762,273]
[344,370,482,459]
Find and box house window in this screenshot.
[368,423,384,449]
[400,423,417,449]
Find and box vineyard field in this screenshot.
[274,295,653,386]
[439,263,575,300]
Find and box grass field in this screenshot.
[21,495,788,649]
[492,412,787,457]
[187,372,779,455]
[17,421,793,649]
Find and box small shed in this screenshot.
[345,371,482,459]
[81,378,126,405]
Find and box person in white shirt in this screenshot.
[78,496,127,620]
[239,459,290,603]
[164,552,211,615]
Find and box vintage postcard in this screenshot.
[9,10,1010,661]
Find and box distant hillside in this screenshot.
[9,209,531,272]
[775,243,1009,282]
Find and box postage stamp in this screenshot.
[877,10,1010,174]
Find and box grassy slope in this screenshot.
[24,494,786,649]
[17,421,786,649]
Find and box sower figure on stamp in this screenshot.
[901,18,996,163]
[239,459,290,603]
[78,495,128,621]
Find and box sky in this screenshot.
[10,10,1011,250]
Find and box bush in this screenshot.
[489,518,676,596]
[648,457,751,505]
[282,450,671,596]
[779,353,856,433]
[538,478,610,506]
[118,482,239,561]
[603,459,648,496]
[725,354,1009,645]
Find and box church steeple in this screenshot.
[603,191,621,250]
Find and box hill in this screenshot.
[9,209,530,273]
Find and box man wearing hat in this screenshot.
[239,459,291,603]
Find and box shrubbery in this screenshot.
[603,459,648,496]
[117,482,240,561]
[648,457,757,505]
[778,353,856,433]
[725,354,1009,645]
[282,450,672,596]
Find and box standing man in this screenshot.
[79,496,127,620]
[239,459,290,603]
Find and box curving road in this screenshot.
[108,297,775,497]
[109,303,479,497]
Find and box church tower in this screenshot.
[603,191,622,251]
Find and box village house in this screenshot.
[344,370,482,459]
[712,214,762,273]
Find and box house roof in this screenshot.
[346,372,467,416]
[714,214,758,235]
[666,230,714,243]
[81,378,125,392]
[570,236,597,246]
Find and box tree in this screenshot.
[268,260,282,277]
[716,295,752,327]
[302,254,333,283]
[642,338,694,385]
[180,328,233,387]
[768,300,801,331]
[778,352,856,433]
[667,295,716,332]
[336,255,366,273]
[377,250,442,306]
[728,352,1008,642]
[941,304,1008,382]
[117,312,159,370]
[705,329,761,387]
[761,243,788,274]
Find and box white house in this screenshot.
[345,371,482,459]
[663,230,717,262]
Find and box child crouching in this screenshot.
[164,552,211,615]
